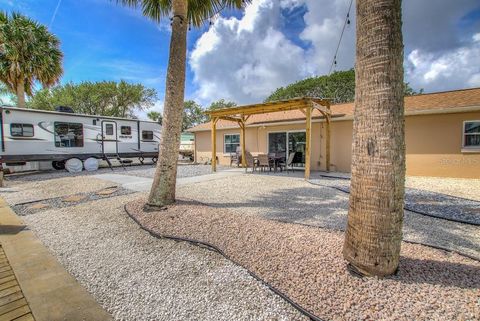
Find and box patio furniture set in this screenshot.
[230,147,299,173]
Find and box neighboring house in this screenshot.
[188,88,480,178]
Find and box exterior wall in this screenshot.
[193,111,480,178]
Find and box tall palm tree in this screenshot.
[0,12,63,108]
[118,0,249,208]
[343,0,405,277]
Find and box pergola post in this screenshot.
[305,105,312,180]
[239,116,247,168]
[211,117,218,172]
[325,115,331,172]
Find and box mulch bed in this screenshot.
[126,197,480,321]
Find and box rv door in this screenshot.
[102,121,117,154]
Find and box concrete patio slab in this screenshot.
[0,198,112,321]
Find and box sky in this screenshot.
[1,0,480,119]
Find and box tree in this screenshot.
[118,0,250,208]
[266,69,421,104]
[208,99,237,111]
[0,12,62,108]
[147,111,162,124]
[343,0,405,277]
[183,100,207,131]
[28,80,157,117]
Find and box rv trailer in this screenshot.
[0,106,161,170]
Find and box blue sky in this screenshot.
[1,0,480,118]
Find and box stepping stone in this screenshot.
[96,188,117,196]
[63,195,86,203]
[28,203,49,210]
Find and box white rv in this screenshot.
[0,106,161,170]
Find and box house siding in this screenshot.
[193,111,480,178]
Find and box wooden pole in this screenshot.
[211,117,217,172]
[325,115,331,172]
[305,105,312,180]
[240,117,247,168]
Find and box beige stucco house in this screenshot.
[188,88,480,178]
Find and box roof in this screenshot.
[189,87,480,132]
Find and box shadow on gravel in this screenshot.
[194,185,480,260]
[396,257,480,289]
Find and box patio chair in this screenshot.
[279,152,296,173]
[245,152,257,172]
[256,154,272,172]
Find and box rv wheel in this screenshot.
[139,156,144,164]
[152,157,157,164]
[52,160,66,170]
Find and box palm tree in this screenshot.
[118,0,249,208]
[147,111,162,124]
[0,12,63,108]
[343,0,405,277]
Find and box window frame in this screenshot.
[10,123,34,137]
[121,126,132,135]
[223,133,240,154]
[142,130,154,141]
[105,123,114,136]
[54,122,84,148]
[462,120,480,151]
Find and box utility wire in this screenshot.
[328,0,354,75]
[49,0,63,29]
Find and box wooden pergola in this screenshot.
[206,97,332,180]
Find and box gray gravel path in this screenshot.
[5,164,214,184]
[178,174,480,260]
[19,194,307,321]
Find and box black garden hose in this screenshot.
[307,180,480,227]
[124,204,325,321]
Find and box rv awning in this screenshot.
[206,97,332,180]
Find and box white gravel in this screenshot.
[405,176,480,201]
[178,174,480,259]
[19,193,307,321]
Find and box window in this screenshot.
[10,123,34,137]
[105,124,114,135]
[54,122,83,147]
[142,130,154,141]
[224,134,240,153]
[464,121,480,148]
[121,126,132,135]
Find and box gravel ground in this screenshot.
[20,194,307,321]
[5,164,213,184]
[310,177,480,225]
[406,176,480,202]
[178,175,480,259]
[12,186,133,216]
[1,176,115,205]
[127,197,480,321]
[122,164,217,179]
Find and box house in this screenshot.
[188,88,480,178]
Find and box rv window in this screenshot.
[10,124,34,137]
[54,122,84,147]
[105,124,114,135]
[142,130,154,141]
[121,126,132,135]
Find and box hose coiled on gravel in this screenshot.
[124,204,325,321]
[308,180,480,227]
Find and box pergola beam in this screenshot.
[205,97,332,177]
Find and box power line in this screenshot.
[49,0,63,29]
[328,0,353,75]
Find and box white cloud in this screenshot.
[406,33,480,92]
[189,0,308,105]
[189,0,480,105]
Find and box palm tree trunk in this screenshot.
[147,0,188,208]
[343,0,405,277]
[16,79,26,108]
